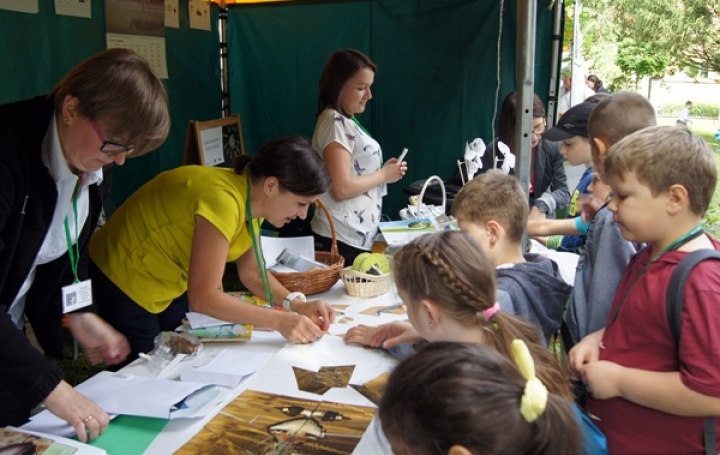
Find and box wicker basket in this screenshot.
[269,198,345,295]
[340,267,393,299]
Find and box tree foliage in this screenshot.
[616,39,669,79]
[581,0,720,80]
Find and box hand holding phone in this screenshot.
[397,148,409,162]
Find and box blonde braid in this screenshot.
[420,246,488,318]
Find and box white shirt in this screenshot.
[8,114,103,327]
[311,109,386,250]
[678,107,691,124]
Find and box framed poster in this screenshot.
[183,114,245,167]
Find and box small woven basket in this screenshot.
[340,267,393,299]
[269,198,345,295]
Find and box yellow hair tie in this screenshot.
[511,339,548,423]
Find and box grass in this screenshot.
[657,117,720,235]
[705,152,720,237]
[688,123,720,236]
[54,330,105,386]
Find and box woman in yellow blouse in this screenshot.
[90,136,336,367]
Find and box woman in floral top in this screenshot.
[311,48,407,264]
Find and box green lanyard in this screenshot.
[351,117,371,138]
[609,224,704,325]
[63,178,82,283]
[245,177,274,306]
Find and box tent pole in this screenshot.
[547,0,563,126]
[515,0,536,203]
[220,4,230,117]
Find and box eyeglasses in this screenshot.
[89,120,134,156]
[532,122,547,135]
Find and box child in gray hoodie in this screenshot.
[453,170,572,344]
[343,170,572,351]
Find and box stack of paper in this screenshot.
[23,372,223,426]
[179,349,274,388]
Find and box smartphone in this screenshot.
[397,147,409,162]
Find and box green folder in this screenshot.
[87,415,168,455]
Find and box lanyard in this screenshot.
[351,117,371,137]
[246,177,274,306]
[608,224,704,326]
[63,177,82,283]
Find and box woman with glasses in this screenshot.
[0,48,169,441]
[88,136,336,370]
[485,92,569,219]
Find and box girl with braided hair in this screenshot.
[345,230,571,398]
[379,341,582,455]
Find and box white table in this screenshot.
[137,281,403,455]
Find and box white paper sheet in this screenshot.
[164,0,179,28]
[186,311,233,329]
[238,334,397,407]
[179,349,274,387]
[26,372,214,421]
[529,239,580,285]
[378,218,438,247]
[188,0,210,30]
[54,0,91,18]
[260,235,314,267]
[0,0,37,13]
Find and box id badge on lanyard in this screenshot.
[61,177,92,313]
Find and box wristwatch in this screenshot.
[282,292,306,312]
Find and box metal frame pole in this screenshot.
[219,4,230,117]
[515,0,537,200]
[547,0,563,126]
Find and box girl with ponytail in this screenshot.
[379,341,582,455]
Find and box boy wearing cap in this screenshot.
[528,102,597,254]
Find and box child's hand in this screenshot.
[343,324,380,347]
[532,235,549,246]
[582,360,623,400]
[579,194,602,222]
[293,298,336,331]
[344,321,418,348]
[567,329,604,379]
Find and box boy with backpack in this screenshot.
[569,126,720,454]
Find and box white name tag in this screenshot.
[61,279,93,313]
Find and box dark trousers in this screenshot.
[89,261,188,370]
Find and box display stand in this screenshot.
[182,114,245,167]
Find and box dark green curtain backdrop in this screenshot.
[227,0,554,220]
[0,0,222,211]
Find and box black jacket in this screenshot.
[0,96,104,410]
[484,139,570,214]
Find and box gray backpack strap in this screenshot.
[666,249,720,455]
